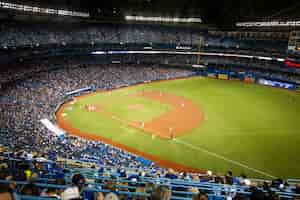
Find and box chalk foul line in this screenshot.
[173,138,276,179]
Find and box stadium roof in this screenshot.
[2,0,300,26]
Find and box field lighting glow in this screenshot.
[91,50,285,62]
[125,16,202,23]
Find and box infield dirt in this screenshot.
[56,90,205,172]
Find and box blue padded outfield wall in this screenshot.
[203,67,298,90]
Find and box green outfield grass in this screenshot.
[61,77,300,179]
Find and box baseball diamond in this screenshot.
[56,77,300,178]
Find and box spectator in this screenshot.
[104,192,119,200]
[192,192,208,200]
[225,171,233,185]
[60,173,86,200]
[294,183,300,194]
[165,168,178,179]
[20,182,40,196]
[40,187,60,199]
[61,186,81,200]
[0,183,15,200]
[72,174,86,191]
[249,186,265,200]
[150,186,171,200]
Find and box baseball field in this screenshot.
[56,77,300,179]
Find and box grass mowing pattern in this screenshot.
[62,77,300,178]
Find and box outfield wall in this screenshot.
[204,67,298,90]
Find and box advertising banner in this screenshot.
[258,79,296,90]
[207,73,217,78]
[218,74,229,80]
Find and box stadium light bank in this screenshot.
[0,1,89,18]
[125,15,202,23]
[236,21,300,27]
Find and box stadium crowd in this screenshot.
[0,62,300,199]
[0,147,300,200]
[0,64,195,168]
[0,21,201,47]
[0,20,299,198]
[0,21,288,56]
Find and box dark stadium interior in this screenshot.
[2,0,300,25]
[1,0,300,200]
